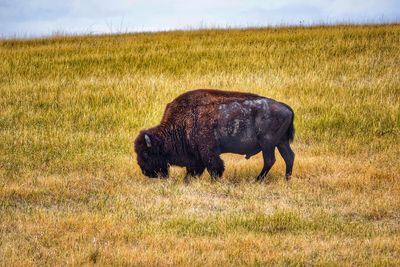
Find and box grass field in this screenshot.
[1,24,400,266]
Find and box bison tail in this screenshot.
[287,112,295,143]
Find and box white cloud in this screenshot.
[0,0,398,37]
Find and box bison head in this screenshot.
[134,131,169,178]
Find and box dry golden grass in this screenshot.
[1,24,399,266]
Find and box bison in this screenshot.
[134,89,295,182]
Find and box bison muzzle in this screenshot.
[134,89,295,182]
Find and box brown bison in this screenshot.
[134,89,295,182]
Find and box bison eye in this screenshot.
[142,151,149,158]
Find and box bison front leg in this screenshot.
[199,149,225,181]
[206,156,225,181]
[184,163,205,183]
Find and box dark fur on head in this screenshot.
[134,130,169,178]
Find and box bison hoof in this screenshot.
[256,176,265,183]
[210,176,220,182]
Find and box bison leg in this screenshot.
[184,163,205,183]
[256,146,276,182]
[207,157,225,181]
[199,150,224,181]
[277,141,295,180]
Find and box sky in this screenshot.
[0,0,399,38]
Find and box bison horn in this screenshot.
[144,134,152,148]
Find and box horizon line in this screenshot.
[2,19,399,41]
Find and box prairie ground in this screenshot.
[0,24,399,266]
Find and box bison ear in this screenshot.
[144,134,152,148]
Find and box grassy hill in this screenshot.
[1,24,399,265]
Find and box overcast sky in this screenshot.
[1,0,399,37]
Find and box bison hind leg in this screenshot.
[277,141,295,180]
[256,145,276,182]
